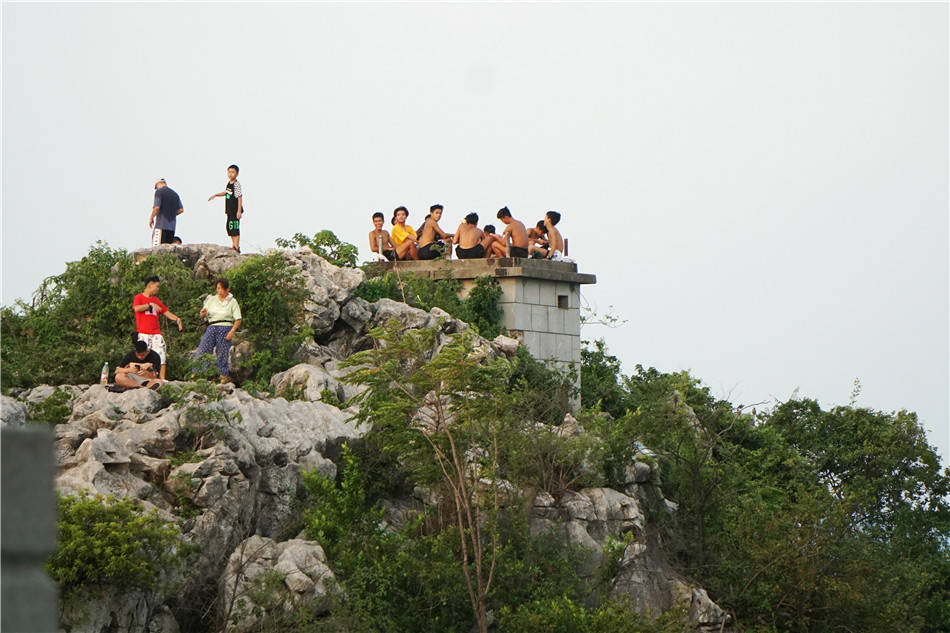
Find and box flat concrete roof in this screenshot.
[374,258,596,285]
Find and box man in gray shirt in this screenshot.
[149,178,184,246]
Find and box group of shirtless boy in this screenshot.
[368,205,565,262]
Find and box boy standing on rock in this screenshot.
[133,276,183,380]
[208,164,243,253]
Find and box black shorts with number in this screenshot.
[226,211,240,237]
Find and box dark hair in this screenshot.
[171,236,182,245]
[228,164,240,174]
[393,206,408,216]
[372,212,384,220]
[546,210,561,225]
[134,340,149,354]
[145,276,160,285]
[536,221,546,232]
[465,212,478,225]
[484,224,496,234]
[496,207,511,219]
[216,278,230,291]
[430,204,443,212]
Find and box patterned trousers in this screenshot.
[194,325,232,376]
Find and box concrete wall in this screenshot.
[461,277,582,374]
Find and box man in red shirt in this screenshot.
[133,276,183,380]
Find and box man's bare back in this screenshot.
[454,222,483,249]
[502,218,529,249]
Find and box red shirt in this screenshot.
[134,293,167,334]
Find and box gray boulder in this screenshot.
[70,384,164,422]
[60,587,179,633]
[530,487,728,629]
[1,395,27,427]
[218,535,336,633]
[270,363,365,405]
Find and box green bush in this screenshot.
[1,243,208,388]
[497,595,685,633]
[275,230,359,268]
[354,272,504,339]
[47,493,189,600]
[225,252,311,383]
[26,388,72,425]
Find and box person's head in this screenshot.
[536,220,546,233]
[430,205,443,221]
[465,212,479,225]
[215,277,230,297]
[484,224,496,235]
[144,276,160,295]
[372,212,384,229]
[227,164,239,181]
[394,206,408,224]
[134,339,150,360]
[546,210,561,226]
[171,236,182,245]
[154,178,167,190]
[496,207,512,223]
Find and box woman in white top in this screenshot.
[194,278,242,382]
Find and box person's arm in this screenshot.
[384,232,395,249]
[133,302,151,312]
[235,182,243,219]
[435,223,452,240]
[226,318,242,341]
[176,207,184,216]
[149,206,159,228]
[369,232,379,253]
[208,192,226,201]
[453,225,462,245]
[163,310,184,331]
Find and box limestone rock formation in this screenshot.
[24,246,728,632]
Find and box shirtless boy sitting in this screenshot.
[541,210,564,259]
[527,221,549,257]
[496,207,530,258]
[391,206,419,260]
[532,212,564,259]
[482,225,508,258]
[453,213,496,259]
[368,212,396,261]
[418,204,454,260]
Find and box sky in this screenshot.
[2,2,947,461]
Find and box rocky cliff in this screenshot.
[2,244,728,632]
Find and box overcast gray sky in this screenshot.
[3,2,947,460]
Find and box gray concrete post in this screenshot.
[2,427,59,633]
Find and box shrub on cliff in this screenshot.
[225,252,311,382]
[355,272,503,339]
[275,230,359,268]
[48,493,189,601]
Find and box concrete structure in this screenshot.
[2,427,58,633]
[376,258,596,375]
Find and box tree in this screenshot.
[343,322,515,633]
